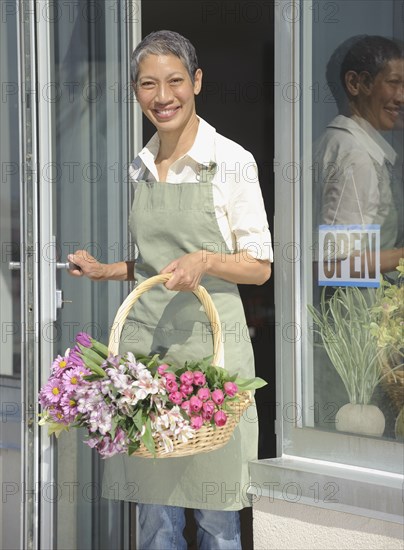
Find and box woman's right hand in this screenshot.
[67,250,107,280]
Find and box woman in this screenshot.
[314,35,404,274]
[69,30,273,550]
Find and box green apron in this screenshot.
[102,166,258,511]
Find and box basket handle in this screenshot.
[108,273,224,366]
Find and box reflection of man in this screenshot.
[314,35,404,274]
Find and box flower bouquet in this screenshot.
[39,274,267,458]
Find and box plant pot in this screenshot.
[335,403,385,437]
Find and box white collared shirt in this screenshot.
[313,114,398,250]
[129,117,273,261]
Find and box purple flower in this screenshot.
[40,379,64,405]
[48,405,68,424]
[51,355,71,377]
[223,381,238,397]
[75,332,92,348]
[193,371,206,386]
[62,366,90,392]
[60,395,78,422]
[67,348,85,367]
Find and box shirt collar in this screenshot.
[327,114,397,166]
[135,116,217,177]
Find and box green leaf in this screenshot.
[234,376,268,390]
[141,417,156,456]
[132,408,144,432]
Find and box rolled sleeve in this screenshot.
[224,154,273,262]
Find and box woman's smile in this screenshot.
[135,53,202,135]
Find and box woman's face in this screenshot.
[361,59,404,131]
[135,54,202,135]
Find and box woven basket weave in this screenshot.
[107,273,252,458]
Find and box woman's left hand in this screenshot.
[160,251,208,291]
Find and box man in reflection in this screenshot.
[314,35,404,276]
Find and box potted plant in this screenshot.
[369,260,404,438]
[308,286,386,437]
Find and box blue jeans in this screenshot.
[137,503,242,550]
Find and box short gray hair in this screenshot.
[131,30,199,85]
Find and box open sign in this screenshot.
[318,225,380,287]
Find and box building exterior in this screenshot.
[1,1,403,548]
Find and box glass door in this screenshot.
[0,5,23,549]
[1,1,141,548]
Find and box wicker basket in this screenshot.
[107,273,252,458]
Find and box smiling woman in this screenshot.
[314,35,404,275]
[68,29,273,550]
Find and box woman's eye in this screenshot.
[170,78,183,85]
[140,81,155,88]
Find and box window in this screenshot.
[275,0,403,473]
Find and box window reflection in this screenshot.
[308,9,403,442]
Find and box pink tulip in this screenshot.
[211,389,224,405]
[180,371,194,385]
[180,384,193,396]
[202,400,215,420]
[223,381,238,397]
[163,372,176,382]
[165,379,178,393]
[189,396,203,413]
[168,391,183,405]
[157,364,170,375]
[197,387,210,401]
[181,400,190,413]
[193,371,206,386]
[190,415,204,430]
[214,410,227,427]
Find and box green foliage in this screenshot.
[308,286,382,405]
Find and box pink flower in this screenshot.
[201,400,215,420]
[180,371,194,385]
[190,415,204,430]
[211,389,224,405]
[193,371,206,386]
[180,384,193,396]
[181,400,191,413]
[165,379,178,393]
[214,410,227,427]
[163,372,176,382]
[168,391,183,405]
[197,387,210,401]
[157,364,170,375]
[51,355,70,377]
[223,381,238,397]
[62,366,90,392]
[40,378,64,404]
[189,396,203,413]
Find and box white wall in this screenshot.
[253,498,403,550]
